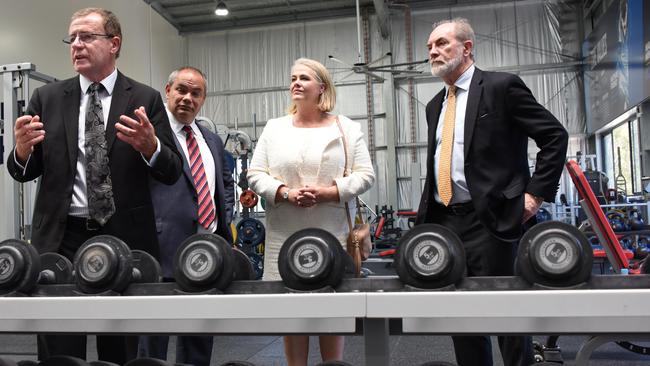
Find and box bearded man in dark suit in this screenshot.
[416,18,568,366]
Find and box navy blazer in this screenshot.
[416,68,568,241]
[150,121,235,278]
[6,72,183,257]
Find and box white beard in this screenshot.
[430,52,463,78]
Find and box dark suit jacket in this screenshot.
[150,122,235,278]
[6,72,183,257]
[416,68,568,241]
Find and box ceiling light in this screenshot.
[215,1,229,16]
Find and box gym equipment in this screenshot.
[73,236,161,294]
[173,233,234,292]
[278,228,345,291]
[535,207,552,222]
[123,359,173,366]
[219,361,257,366]
[239,189,258,208]
[39,355,89,365]
[0,357,18,366]
[516,221,593,287]
[394,224,465,289]
[627,208,645,230]
[0,239,40,295]
[231,247,256,281]
[605,210,628,232]
[236,218,265,248]
[16,361,38,366]
[0,242,74,295]
[247,252,264,279]
[566,160,631,273]
[88,362,119,366]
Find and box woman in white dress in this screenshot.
[247,58,375,366]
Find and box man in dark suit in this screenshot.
[138,66,234,366]
[6,8,182,365]
[416,18,568,366]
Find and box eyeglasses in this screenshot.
[62,32,113,45]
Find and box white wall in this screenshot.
[0,0,185,240]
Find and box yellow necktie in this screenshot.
[438,85,457,206]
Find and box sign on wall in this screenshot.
[584,0,648,132]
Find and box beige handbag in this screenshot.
[336,117,372,277]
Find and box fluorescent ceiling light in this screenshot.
[215,1,229,16]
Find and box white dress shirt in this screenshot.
[434,64,475,205]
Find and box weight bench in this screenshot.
[565,160,631,273]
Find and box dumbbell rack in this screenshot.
[1,277,650,366]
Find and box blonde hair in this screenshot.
[288,58,336,114]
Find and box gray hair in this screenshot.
[167,66,208,92]
[433,17,475,59]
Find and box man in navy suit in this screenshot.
[7,8,182,364]
[416,18,568,366]
[139,66,234,366]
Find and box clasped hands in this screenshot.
[284,185,339,208]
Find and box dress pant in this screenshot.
[37,216,138,365]
[434,203,534,366]
[138,334,214,366]
[138,277,214,366]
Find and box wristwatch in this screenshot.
[282,189,289,201]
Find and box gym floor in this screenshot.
[0,333,649,365]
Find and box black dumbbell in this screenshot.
[88,362,120,366]
[0,239,76,295]
[173,233,235,292]
[123,357,192,366]
[0,239,41,295]
[73,235,161,294]
[17,361,39,366]
[516,221,593,287]
[394,224,466,289]
[39,355,89,365]
[278,228,345,291]
[231,247,256,281]
[0,356,19,366]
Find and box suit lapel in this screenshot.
[63,77,81,170]
[107,72,132,153]
[427,89,445,166]
[171,127,193,185]
[463,68,483,158]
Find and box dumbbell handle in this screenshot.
[38,270,57,284]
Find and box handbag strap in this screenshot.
[336,117,356,232]
[336,117,365,226]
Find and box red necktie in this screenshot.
[183,125,216,229]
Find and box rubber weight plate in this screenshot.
[39,355,89,366]
[73,235,133,294]
[39,253,74,285]
[0,356,18,366]
[517,221,593,287]
[236,218,265,247]
[247,253,264,279]
[278,228,343,291]
[123,359,173,366]
[395,224,466,289]
[0,239,40,294]
[231,247,256,281]
[131,250,162,283]
[173,233,234,292]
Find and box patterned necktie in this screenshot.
[183,125,216,229]
[438,85,457,206]
[85,82,115,225]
